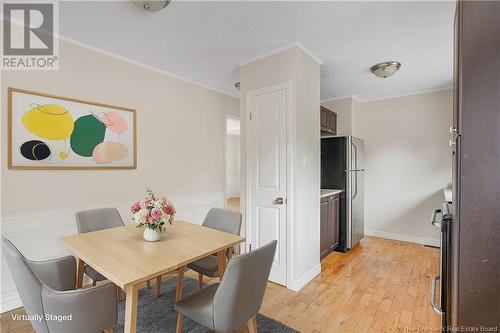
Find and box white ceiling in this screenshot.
[59,1,455,102]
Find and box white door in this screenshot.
[247,85,288,285]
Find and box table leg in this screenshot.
[124,284,138,333]
[156,275,162,297]
[116,286,122,303]
[76,258,85,289]
[176,266,185,302]
[217,249,228,281]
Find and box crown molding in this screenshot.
[321,87,452,104]
[238,41,323,67]
[320,95,358,104]
[354,87,453,103]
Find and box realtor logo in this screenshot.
[2,2,59,70]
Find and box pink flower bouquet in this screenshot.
[131,188,175,232]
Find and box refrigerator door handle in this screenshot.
[352,142,358,170]
[431,275,444,315]
[352,142,358,199]
[352,171,358,199]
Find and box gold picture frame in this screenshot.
[8,87,137,170]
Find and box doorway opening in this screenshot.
[225,115,240,212]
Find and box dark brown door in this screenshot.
[327,111,337,136]
[331,194,339,250]
[450,1,500,329]
[320,197,330,259]
[321,194,340,260]
[320,106,337,135]
[320,108,328,129]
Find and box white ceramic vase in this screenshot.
[143,228,161,242]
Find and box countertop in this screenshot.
[321,189,343,198]
[443,188,452,203]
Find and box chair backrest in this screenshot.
[1,238,49,333]
[75,207,124,233]
[202,208,242,235]
[212,240,277,332]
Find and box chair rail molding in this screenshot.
[0,192,224,313]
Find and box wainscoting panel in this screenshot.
[0,192,224,313]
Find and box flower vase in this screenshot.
[143,228,161,242]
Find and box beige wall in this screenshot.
[321,97,353,136]
[1,39,239,215]
[225,134,240,196]
[353,90,453,242]
[240,47,321,290]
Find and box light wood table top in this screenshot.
[60,220,245,289]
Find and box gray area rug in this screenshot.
[114,276,298,333]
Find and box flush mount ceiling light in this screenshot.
[370,61,401,78]
[131,0,170,12]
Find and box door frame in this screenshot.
[244,81,294,287]
[224,114,241,208]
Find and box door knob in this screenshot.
[274,197,285,205]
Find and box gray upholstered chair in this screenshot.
[75,208,125,287]
[2,237,117,333]
[174,240,277,333]
[75,208,152,298]
[187,208,242,291]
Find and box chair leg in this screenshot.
[104,327,113,333]
[197,273,203,291]
[247,315,258,333]
[92,279,97,287]
[147,280,151,288]
[156,275,162,297]
[176,313,184,333]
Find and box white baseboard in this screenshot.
[364,229,440,247]
[0,192,224,314]
[287,264,321,292]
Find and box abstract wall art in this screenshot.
[8,87,137,170]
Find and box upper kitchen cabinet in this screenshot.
[320,106,337,136]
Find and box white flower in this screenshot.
[134,212,145,224]
[153,200,163,208]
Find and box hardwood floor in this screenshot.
[226,197,240,212]
[259,237,441,333]
[0,237,440,333]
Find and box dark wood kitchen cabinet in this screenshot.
[320,193,339,260]
[320,106,337,136]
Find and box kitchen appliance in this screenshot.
[430,201,453,329]
[321,136,365,252]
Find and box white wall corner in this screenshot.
[238,41,323,67]
[365,229,440,247]
[287,264,321,292]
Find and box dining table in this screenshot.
[60,220,245,333]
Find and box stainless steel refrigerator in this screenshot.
[321,136,365,252]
